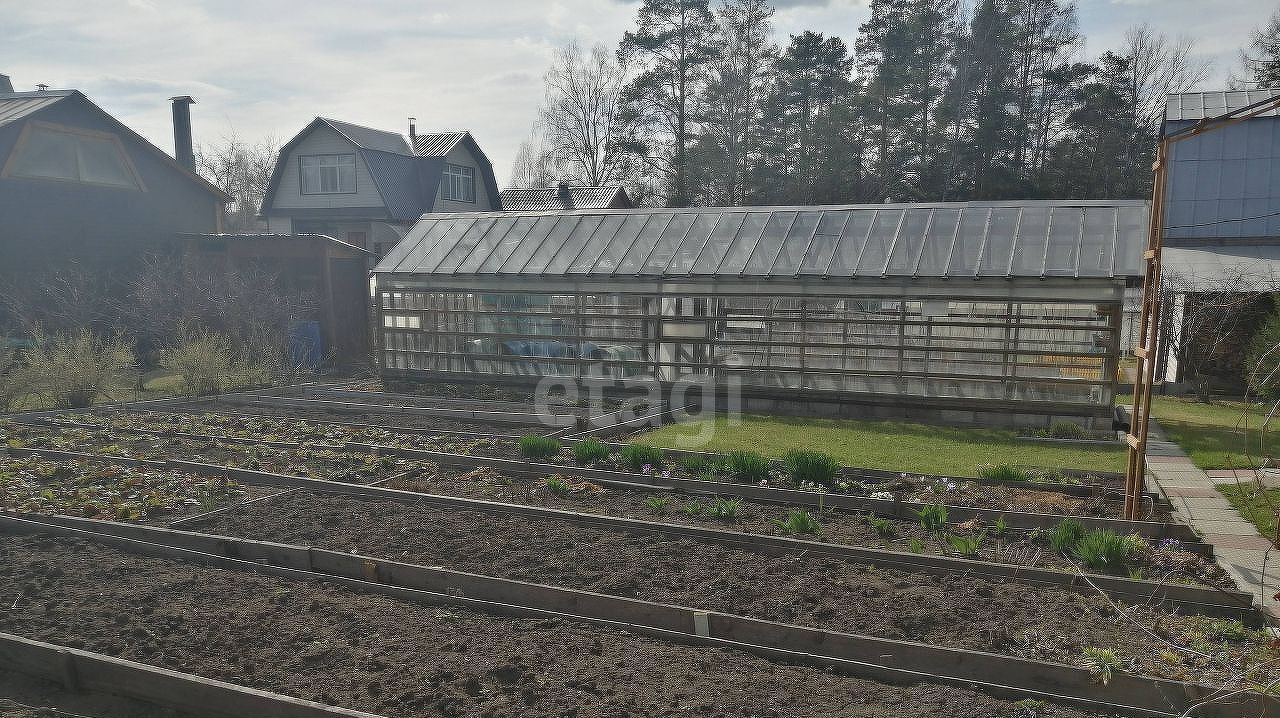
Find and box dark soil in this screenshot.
[0,419,1227,586]
[0,533,1118,718]
[199,491,1272,684]
[15,413,1139,519]
[0,671,189,717]
[176,400,551,434]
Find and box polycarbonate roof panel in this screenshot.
[373,201,1149,280]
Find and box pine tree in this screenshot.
[1240,8,1280,88]
[618,0,721,207]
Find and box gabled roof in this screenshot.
[262,121,501,218]
[375,200,1148,281]
[321,117,412,155]
[0,89,230,202]
[499,186,632,212]
[1165,90,1280,122]
[412,131,468,157]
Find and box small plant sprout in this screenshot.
[1047,518,1086,554]
[708,497,742,522]
[544,476,571,497]
[621,443,664,471]
[1072,530,1135,572]
[914,503,948,533]
[727,450,771,483]
[683,500,706,516]
[571,439,611,464]
[945,532,983,557]
[783,449,839,487]
[908,538,925,553]
[867,515,896,538]
[992,515,1008,537]
[643,496,671,515]
[519,435,562,460]
[771,509,821,535]
[1080,647,1122,685]
[979,464,1030,482]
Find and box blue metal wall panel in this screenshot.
[1165,117,1280,240]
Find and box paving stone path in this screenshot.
[1144,419,1280,620]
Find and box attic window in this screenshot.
[442,163,475,203]
[300,154,356,194]
[3,122,141,189]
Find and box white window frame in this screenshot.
[442,163,476,203]
[300,153,356,195]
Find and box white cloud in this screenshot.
[4,0,1271,186]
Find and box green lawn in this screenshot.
[1122,393,1269,470]
[638,415,1127,478]
[1217,484,1280,540]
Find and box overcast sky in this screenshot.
[4,0,1275,185]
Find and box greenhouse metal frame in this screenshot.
[372,201,1147,427]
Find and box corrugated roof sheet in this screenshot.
[1162,243,1280,290]
[374,200,1148,280]
[0,90,75,126]
[412,131,467,157]
[321,118,412,155]
[1165,90,1280,122]
[499,186,628,211]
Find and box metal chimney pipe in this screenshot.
[408,117,417,145]
[0,75,12,94]
[169,95,196,170]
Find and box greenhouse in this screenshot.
[371,200,1148,428]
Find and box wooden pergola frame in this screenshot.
[1123,93,1280,519]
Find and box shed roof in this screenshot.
[499,185,631,211]
[320,117,412,154]
[1162,242,1280,291]
[374,200,1148,281]
[179,232,372,254]
[1165,90,1280,122]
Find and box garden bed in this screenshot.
[7,412,1148,520]
[0,669,193,718]
[194,489,1272,685]
[0,533,1123,718]
[0,454,250,525]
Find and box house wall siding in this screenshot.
[433,144,494,212]
[271,125,386,211]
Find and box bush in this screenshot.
[0,339,28,411]
[727,450,770,483]
[1046,421,1089,440]
[571,439,611,464]
[1072,530,1134,572]
[979,464,1030,482]
[620,443,664,471]
[23,330,134,408]
[1047,518,1087,554]
[1246,306,1280,398]
[159,328,237,396]
[519,435,562,460]
[783,449,839,487]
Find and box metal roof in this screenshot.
[373,200,1148,281]
[412,131,468,157]
[499,186,631,211]
[0,90,76,127]
[320,118,412,155]
[1165,90,1280,122]
[1162,243,1280,291]
[179,232,372,254]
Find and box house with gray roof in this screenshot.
[499,183,632,212]
[1158,89,1280,390]
[0,75,230,300]
[260,118,499,260]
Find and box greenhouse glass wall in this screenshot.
[372,201,1148,427]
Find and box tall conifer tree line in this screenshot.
[513,0,1226,207]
